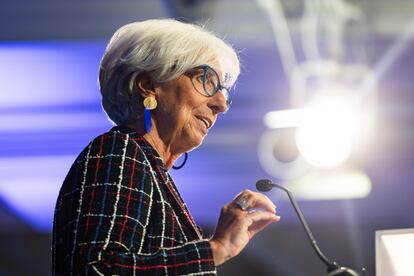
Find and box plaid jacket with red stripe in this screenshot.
[52,126,216,275]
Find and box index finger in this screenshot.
[237,190,276,213]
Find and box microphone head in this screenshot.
[256,179,274,192]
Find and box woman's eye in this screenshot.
[207,77,218,88]
[195,75,204,83]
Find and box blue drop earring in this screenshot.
[144,108,151,133]
[143,96,157,133]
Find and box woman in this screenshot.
[52,19,280,275]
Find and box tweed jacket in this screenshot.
[52,126,216,275]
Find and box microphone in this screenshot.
[256,179,365,276]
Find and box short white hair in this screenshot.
[99,18,240,125]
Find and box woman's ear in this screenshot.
[134,72,157,98]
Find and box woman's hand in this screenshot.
[209,189,280,266]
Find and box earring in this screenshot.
[143,96,157,133]
[172,152,188,170]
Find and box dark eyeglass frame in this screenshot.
[189,64,233,109]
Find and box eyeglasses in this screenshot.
[189,64,233,109]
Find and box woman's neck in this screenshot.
[144,132,180,169]
[126,122,180,170]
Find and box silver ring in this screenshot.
[235,196,249,211]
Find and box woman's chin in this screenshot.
[183,134,205,152]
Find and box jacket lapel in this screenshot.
[114,126,202,239]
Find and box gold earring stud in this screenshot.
[143,96,157,110]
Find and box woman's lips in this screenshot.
[195,116,211,134]
[195,115,212,129]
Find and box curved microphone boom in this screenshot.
[256,179,364,276]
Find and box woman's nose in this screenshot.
[208,90,228,114]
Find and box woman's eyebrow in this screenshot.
[193,67,205,72]
[187,68,204,76]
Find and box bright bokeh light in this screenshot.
[287,168,371,200]
[0,42,103,108]
[263,109,304,129]
[0,42,109,231]
[295,92,358,169]
[0,156,75,232]
[257,129,311,180]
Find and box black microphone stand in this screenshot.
[256,179,366,276]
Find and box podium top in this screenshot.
[376,228,414,276]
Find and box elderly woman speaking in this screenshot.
[52,19,280,275]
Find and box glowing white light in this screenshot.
[295,94,358,169]
[264,109,304,129]
[287,168,371,200]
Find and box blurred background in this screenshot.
[1,0,414,275]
